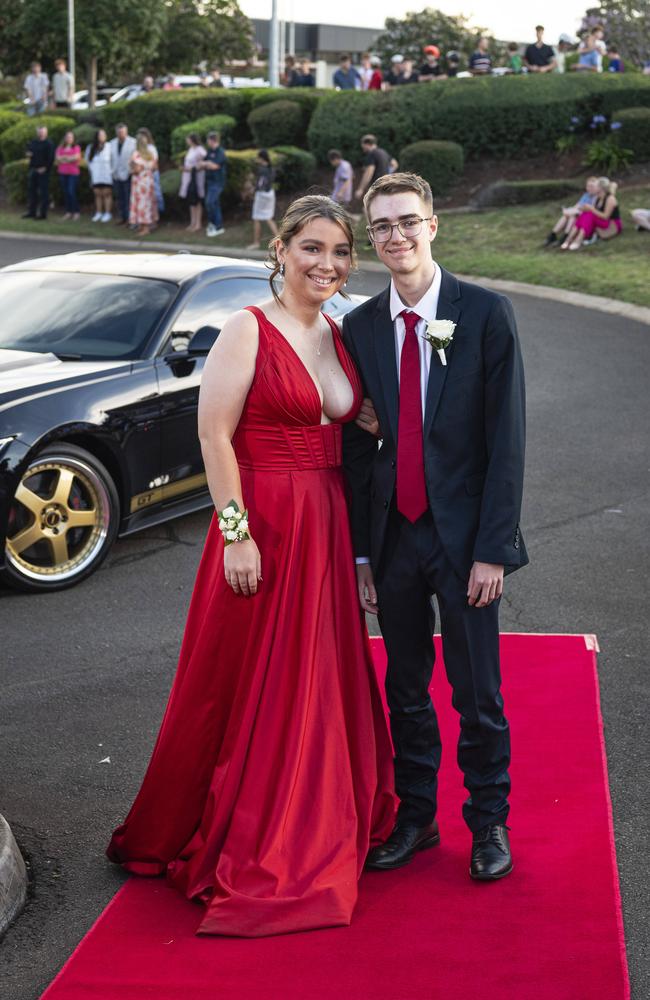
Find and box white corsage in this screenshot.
[422,319,456,366]
[217,500,251,545]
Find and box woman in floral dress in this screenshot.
[129,134,158,236]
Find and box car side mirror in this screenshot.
[188,325,220,355]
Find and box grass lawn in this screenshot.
[1,186,648,307]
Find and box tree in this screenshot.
[154,0,254,74]
[371,8,497,68]
[580,1,650,67]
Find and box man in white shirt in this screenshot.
[109,123,137,224]
[342,171,527,882]
[24,62,50,116]
[51,58,74,108]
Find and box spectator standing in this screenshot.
[86,127,113,222]
[24,62,49,116]
[55,129,81,220]
[51,59,74,108]
[293,59,315,87]
[418,45,446,82]
[575,30,604,72]
[129,134,158,237]
[137,126,164,214]
[23,124,54,219]
[210,68,225,88]
[507,44,523,73]
[383,55,405,88]
[247,149,279,248]
[395,58,419,85]
[524,26,557,73]
[607,47,624,72]
[359,53,374,90]
[163,75,181,90]
[109,123,137,225]
[201,130,227,237]
[446,51,461,76]
[469,38,492,76]
[555,34,575,73]
[142,75,155,94]
[328,149,353,205]
[281,56,300,87]
[179,132,206,233]
[355,134,392,201]
[367,56,383,90]
[333,54,361,90]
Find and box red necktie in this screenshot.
[397,311,428,522]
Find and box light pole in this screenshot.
[67,0,76,91]
[269,0,279,87]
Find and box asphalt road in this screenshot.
[1,236,648,999]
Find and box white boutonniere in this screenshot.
[422,319,456,366]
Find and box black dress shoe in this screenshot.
[21,212,35,219]
[365,820,440,871]
[470,824,512,881]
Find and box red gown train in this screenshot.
[107,306,396,936]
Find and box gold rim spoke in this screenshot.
[48,533,69,565]
[8,522,43,556]
[52,468,75,506]
[66,509,96,528]
[14,482,44,516]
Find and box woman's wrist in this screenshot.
[217,500,251,545]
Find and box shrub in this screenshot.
[247,100,304,148]
[270,145,317,191]
[250,87,326,131]
[612,107,650,162]
[101,89,250,156]
[0,115,75,163]
[583,137,633,173]
[398,140,463,196]
[308,89,397,165]
[0,110,23,136]
[170,115,236,157]
[68,123,98,152]
[3,157,93,207]
[472,179,583,209]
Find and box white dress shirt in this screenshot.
[389,263,442,423]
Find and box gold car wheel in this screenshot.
[6,454,111,583]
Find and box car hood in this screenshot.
[0,349,130,409]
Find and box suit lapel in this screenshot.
[373,288,399,440]
[424,267,461,437]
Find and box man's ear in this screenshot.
[428,215,439,242]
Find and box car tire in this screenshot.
[2,443,120,593]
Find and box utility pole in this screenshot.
[67,0,76,91]
[269,0,280,87]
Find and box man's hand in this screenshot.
[356,562,379,615]
[467,561,504,608]
[355,397,381,438]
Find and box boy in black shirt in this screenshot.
[24,125,54,219]
[524,26,557,73]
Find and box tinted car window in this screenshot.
[165,277,270,352]
[0,271,177,360]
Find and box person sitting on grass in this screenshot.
[560,177,621,250]
[543,177,598,247]
[631,207,650,232]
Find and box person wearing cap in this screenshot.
[419,45,446,82]
[555,34,575,74]
[445,51,461,77]
[383,54,406,89]
[524,25,557,73]
[367,55,383,90]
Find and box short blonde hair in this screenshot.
[267,194,356,303]
[364,172,433,218]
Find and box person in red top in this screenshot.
[367,55,383,89]
[55,129,82,220]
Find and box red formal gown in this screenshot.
[107,306,396,937]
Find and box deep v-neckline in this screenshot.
[252,307,354,423]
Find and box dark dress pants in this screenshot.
[28,169,50,218]
[374,505,511,833]
[114,177,131,221]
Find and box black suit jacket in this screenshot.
[342,267,528,579]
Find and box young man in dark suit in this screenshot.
[342,172,528,880]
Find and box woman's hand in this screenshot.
[355,397,382,438]
[224,538,262,597]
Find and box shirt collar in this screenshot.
[389,263,441,322]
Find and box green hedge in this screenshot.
[271,145,317,191]
[612,107,650,162]
[472,179,583,208]
[247,100,303,148]
[250,87,326,131]
[308,73,650,163]
[170,114,237,157]
[398,140,463,196]
[3,157,93,207]
[0,110,23,136]
[0,114,75,163]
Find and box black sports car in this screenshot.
[0,251,363,592]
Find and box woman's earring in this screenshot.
[280,263,285,277]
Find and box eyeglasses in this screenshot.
[366,216,433,243]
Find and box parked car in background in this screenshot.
[70,87,119,109]
[0,252,364,592]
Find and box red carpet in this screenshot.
[42,634,629,999]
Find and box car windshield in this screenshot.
[0,270,177,360]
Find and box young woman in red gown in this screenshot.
[107,195,396,937]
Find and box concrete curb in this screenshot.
[0,813,27,938]
[1,229,649,326]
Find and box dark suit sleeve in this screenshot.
[472,294,526,566]
[341,313,378,558]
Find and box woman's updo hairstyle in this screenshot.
[597,176,618,197]
[267,194,357,305]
